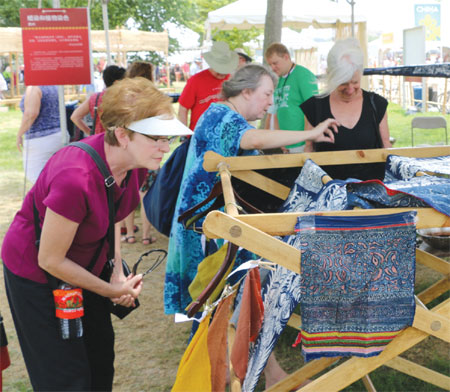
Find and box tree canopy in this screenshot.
[0,0,262,59]
[0,0,196,31]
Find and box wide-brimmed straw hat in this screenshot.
[128,115,193,136]
[203,41,238,74]
[235,48,252,63]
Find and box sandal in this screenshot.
[142,236,157,245]
[120,225,139,235]
[121,235,136,244]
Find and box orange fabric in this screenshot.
[207,293,235,392]
[230,268,264,382]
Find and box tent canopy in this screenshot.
[0,27,168,55]
[206,0,366,36]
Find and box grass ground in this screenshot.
[0,103,449,391]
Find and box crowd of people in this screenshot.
[2,37,393,390]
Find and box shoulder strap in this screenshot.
[70,142,116,264]
[91,93,101,136]
[32,142,116,286]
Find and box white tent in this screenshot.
[205,0,368,85]
[205,0,366,37]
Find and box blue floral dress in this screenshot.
[164,103,258,314]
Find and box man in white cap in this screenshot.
[178,41,238,130]
[235,48,252,68]
[189,58,203,76]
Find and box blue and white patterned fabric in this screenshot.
[243,156,449,389]
[243,159,349,391]
[385,155,450,182]
[165,103,257,315]
[297,212,417,361]
[347,177,450,217]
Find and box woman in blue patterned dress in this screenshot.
[164,64,339,315]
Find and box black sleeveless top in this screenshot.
[300,90,388,181]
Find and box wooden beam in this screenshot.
[417,276,450,305]
[266,357,340,392]
[416,248,450,275]
[232,170,290,200]
[203,147,450,172]
[294,301,450,392]
[203,211,301,274]
[218,162,239,216]
[232,208,449,237]
[287,313,302,330]
[412,305,450,342]
[361,375,377,392]
[385,356,450,390]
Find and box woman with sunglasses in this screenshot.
[2,77,193,391]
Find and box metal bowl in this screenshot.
[417,227,450,251]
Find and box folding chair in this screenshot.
[411,116,448,147]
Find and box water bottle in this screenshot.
[54,283,84,340]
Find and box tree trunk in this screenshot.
[262,0,283,65]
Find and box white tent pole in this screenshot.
[346,0,355,37]
[52,0,68,145]
[102,0,112,65]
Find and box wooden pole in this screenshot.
[8,52,14,97]
[442,78,448,116]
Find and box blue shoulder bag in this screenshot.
[143,139,190,236]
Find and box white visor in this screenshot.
[128,115,194,136]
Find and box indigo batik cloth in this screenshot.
[346,176,450,217]
[165,103,258,314]
[385,154,450,181]
[296,211,417,361]
[243,159,349,391]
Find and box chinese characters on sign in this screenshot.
[20,8,92,85]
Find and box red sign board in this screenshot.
[20,8,92,86]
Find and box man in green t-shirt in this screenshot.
[265,43,318,152]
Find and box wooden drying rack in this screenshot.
[201,146,450,392]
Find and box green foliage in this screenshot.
[185,0,233,42]
[213,27,263,56]
[0,0,263,60]
[0,0,197,66]
[0,0,195,31]
[0,108,22,171]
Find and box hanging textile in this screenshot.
[296,212,417,361]
[241,156,448,390]
[243,160,347,392]
[188,242,237,307]
[385,155,450,181]
[346,176,450,217]
[231,267,264,383]
[172,314,212,392]
[207,293,236,392]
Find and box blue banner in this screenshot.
[415,4,441,41]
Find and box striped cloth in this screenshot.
[295,211,417,361]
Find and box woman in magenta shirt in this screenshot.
[2,77,193,391]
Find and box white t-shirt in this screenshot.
[0,73,7,92]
